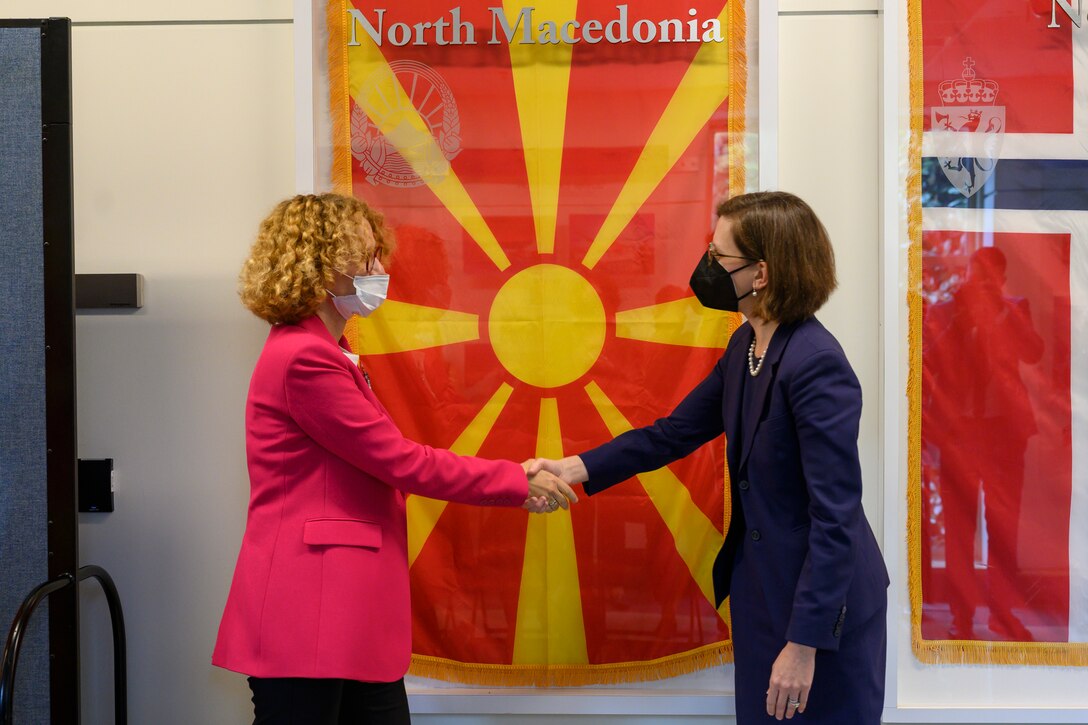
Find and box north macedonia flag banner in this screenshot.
[326,0,755,685]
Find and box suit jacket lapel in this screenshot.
[723,329,749,472]
[737,320,799,471]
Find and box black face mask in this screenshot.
[689,254,755,311]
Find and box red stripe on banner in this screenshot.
[560,0,730,267]
[570,490,731,662]
[345,0,536,261]
[920,231,1072,642]
[558,392,732,663]
[601,335,729,528]
[410,500,532,663]
[921,0,1074,134]
[409,385,539,665]
[359,225,504,450]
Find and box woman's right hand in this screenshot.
[521,461,579,512]
[527,456,589,486]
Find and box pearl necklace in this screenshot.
[748,339,766,376]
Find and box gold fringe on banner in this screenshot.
[912,638,1088,668]
[410,642,733,688]
[905,0,927,666]
[728,0,748,196]
[905,0,1087,668]
[327,0,353,194]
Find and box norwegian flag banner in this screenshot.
[909,0,1087,665]
[324,0,755,684]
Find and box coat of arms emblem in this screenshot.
[930,57,1004,199]
[351,60,462,188]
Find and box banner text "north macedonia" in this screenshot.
[347,5,725,47]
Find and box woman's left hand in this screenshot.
[766,641,815,720]
[521,460,579,512]
[522,495,551,513]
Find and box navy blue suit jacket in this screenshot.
[581,317,888,651]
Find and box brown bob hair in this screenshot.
[716,191,837,324]
[239,193,394,325]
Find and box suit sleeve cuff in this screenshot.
[786,604,847,652]
[580,447,622,495]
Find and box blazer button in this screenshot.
[739,480,750,491]
[750,530,761,541]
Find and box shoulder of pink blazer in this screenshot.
[261,321,529,508]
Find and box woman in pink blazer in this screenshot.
[213,194,575,723]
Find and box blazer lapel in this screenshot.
[723,329,750,472]
[296,316,386,410]
[737,321,799,471]
[337,334,388,411]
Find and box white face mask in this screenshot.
[328,274,389,320]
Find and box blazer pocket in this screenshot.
[303,518,382,550]
[789,520,812,534]
[759,412,793,433]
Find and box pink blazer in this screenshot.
[212,315,527,682]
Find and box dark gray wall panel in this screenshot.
[0,24,51,725]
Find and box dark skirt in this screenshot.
[730,550,886,724]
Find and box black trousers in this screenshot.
[248,676,411,724]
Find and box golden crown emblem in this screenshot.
[938,57,999,105]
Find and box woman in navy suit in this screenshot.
[532,192,888,723]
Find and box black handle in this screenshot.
[1,565,126,725]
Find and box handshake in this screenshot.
[519,456,589,514]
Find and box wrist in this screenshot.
[787,641,817,658]
[559,456,584,483]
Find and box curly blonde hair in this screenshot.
[239,193,395,324]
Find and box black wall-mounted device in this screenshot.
[75,273,143,309]
[78,458,115,512]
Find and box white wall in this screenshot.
[4,2,295,722]
[777,0,882,536]
[3,1,1036,723]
